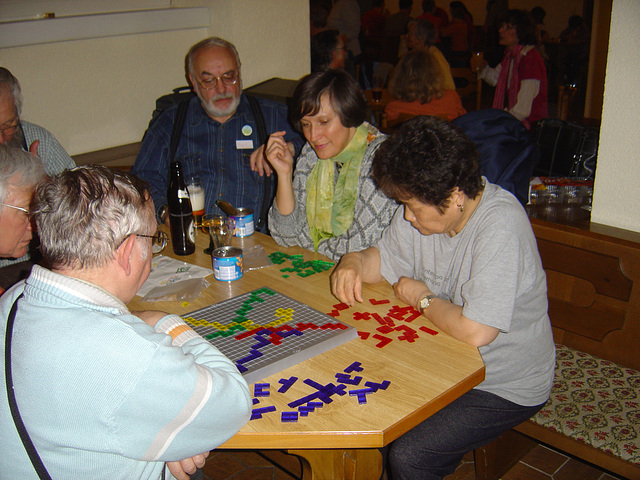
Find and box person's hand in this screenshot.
[392,276,431,310]
[263,131,295,177]
[249,144,273,177]
[470,54,487,73]
[130,310,169,327]
[166,451,210,480]
[28,140,40,157]
[330,252,365,306]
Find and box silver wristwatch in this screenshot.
[418,294,437,312]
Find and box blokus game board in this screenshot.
[183,287,357,384]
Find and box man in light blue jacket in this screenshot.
[0,165,251,479]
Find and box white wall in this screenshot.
[590,0,640,232]
[0,0,309,155]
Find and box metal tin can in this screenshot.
[212,246,243,281]
[230,208,254,237]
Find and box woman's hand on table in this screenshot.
[393,276,431,310]
[331,248,384,306]
[331,252,366,306]
[167,451,210,480]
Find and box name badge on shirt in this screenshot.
[236,140,254,150]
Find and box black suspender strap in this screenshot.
[169,99,191,163]
[5,293,53,480]
[246,95,271,232]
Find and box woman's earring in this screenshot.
[458,204,464,213]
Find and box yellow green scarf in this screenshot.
[306,123,370,251]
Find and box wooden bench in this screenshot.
[474,217,640,480]
[72,142,140,170]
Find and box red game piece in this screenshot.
[357,331,370,339]
[372,334,393,348]
[419,326,439,336]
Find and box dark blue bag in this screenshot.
[453,109,541,205]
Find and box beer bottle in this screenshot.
[168,161,196,255]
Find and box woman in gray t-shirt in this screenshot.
[331,116,555,480]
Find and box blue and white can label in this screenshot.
[212,246,243,281]
[230,208,254,237]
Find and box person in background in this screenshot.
[0,165,252,479]
[327,0,362,77]
[361,0,389,37]
[417,0,448,42]
[0,145,46,295]
[131,37,302,232]
[530,6,550,61]
[474,10,548,129]
[483,0,509,67]
[252,69,398,261]
[311,29,348,72]
[0,67,76,281]
[331,116,555,480]
[385,0,414,37]
[310,3,329,36]
[406,19,456,90]
[385,50,467,123]
[440,1,472,67]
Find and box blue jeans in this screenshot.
[386,389,545,480]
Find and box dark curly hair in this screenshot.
[371,116,482,211]
[499,9,537,46]
[289,69,368,132]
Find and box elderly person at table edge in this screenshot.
[0,67,76,280]
[0,165,251,479]
[472,9,548,129]
[0,144,46,295]
[131,36,303,233]
[330,116,555,480]
[405,19,456,91]
[251,69,398,262]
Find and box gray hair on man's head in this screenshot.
[33,165,155,270]
[0,144,45,206]
[185,36,241,76]
[0,67,23,117]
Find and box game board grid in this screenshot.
[183,287,357,384]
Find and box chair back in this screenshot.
[450,67,482,111]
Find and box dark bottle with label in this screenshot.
[167,161,196,255]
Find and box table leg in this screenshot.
[286,448,383,480]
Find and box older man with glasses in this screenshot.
[0,67,76,277]
[0,144,46,294]
[0,165,251,479]
[132,37,303,233]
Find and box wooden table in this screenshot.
[129,231,485,480]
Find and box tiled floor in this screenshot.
[201,443,625,480]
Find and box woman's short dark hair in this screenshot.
[289,69,369,132]
[311,29,340,72]
[500,9,537,46]
[389,50,443,103]
[371,116,482,211]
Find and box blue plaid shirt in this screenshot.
[131,94,302,232]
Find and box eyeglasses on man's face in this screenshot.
[136,230,168,254]
[197,71,239,91]
[0,203,30,221]
[0,117,20,137]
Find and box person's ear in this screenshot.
[115,235,136,276]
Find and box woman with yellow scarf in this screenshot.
[257,69,398,261]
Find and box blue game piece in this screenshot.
[344,361,364,373]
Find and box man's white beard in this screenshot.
[198,90,241,119]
